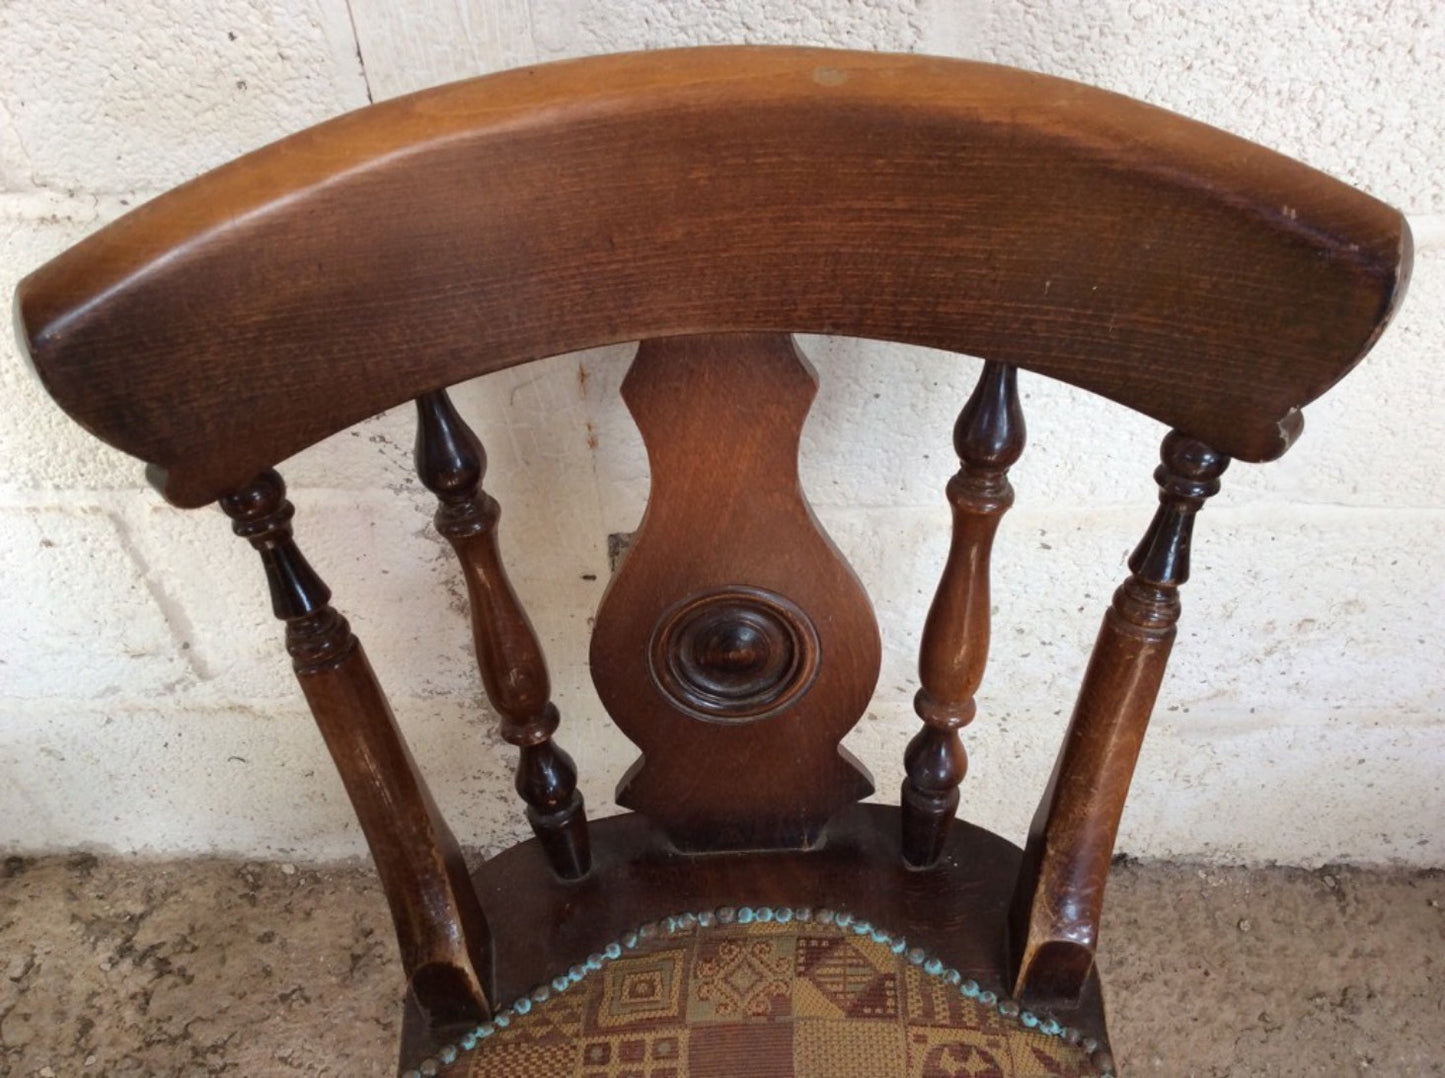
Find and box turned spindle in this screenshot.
[1009,431,1229,1004]
[220,469,491,1028]
[414,389,591,880]
[903,362,1025,868]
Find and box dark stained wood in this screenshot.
[414,390,590,879]
[904,361,1025,868]
[1008,432,1229,1005]
[591,334,879,851]
[13,48,1409,508]
[218,470,493,1028]
[399,804,1112,1069]
[10,45,1414,1078]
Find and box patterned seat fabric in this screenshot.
[422,909,1111,1078]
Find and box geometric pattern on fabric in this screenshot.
[417,908,1112,1078]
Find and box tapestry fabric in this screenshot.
[421,909,1110,1078]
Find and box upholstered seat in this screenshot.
[432,911,1102,1078]
[13,47,1409,1076]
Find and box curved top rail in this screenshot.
[15,46,1410,507]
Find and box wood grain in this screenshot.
[219,470,493,1029]
[590,334,879,851]
[1009,432,1229,1006]
[903,361,1025,867]
[9,45,1414,1078]
[414,390,590,879]
[399,804,1113,1069]
[14,47,1409,507]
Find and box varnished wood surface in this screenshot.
[11,44,1415,1078]
[904,361,1025,868]
[414,390,590,879]
[15,46,1409,507]
[398,804,1110,1070]
[220,471,492,1028]
[1009,433,1229,1005]
[591,334,879,851]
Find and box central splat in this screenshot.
[590,333,882,852]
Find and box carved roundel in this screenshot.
[648,586,821,723]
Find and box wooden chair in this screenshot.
[13,47,1409,1077]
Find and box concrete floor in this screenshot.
[0,854,1439,1077]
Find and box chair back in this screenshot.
[14,45,1410,1041]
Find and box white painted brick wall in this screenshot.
[1,0,1440,866]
